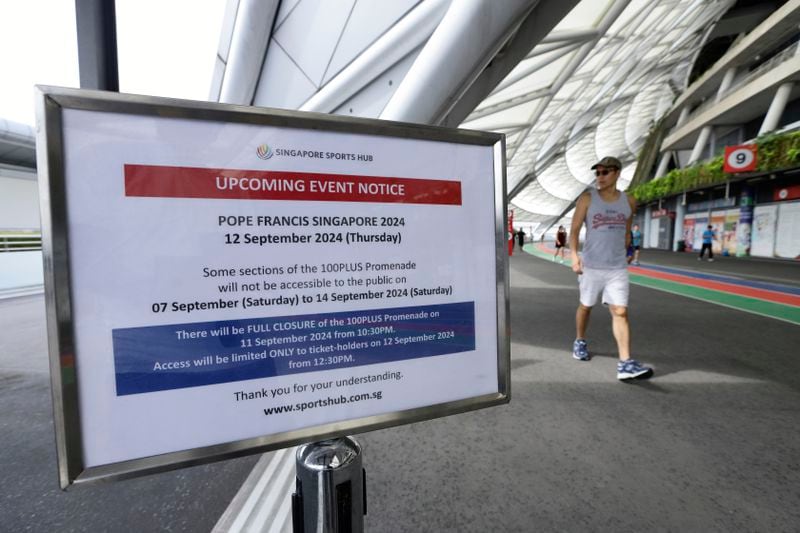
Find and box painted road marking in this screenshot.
[523,244,799,325]
[639,264,800,296]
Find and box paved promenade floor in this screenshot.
[0,295,257,532]
[1,248,799,531]
[359,248,800,532]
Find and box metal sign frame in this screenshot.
[35,86,510,489]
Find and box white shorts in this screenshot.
[578,267,629,307]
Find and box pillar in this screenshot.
[654,153,671,178]
[716,67,737,101]
[758,82,794,136]
[676,106,690,127]
[673,199,686,252]
[688,126,712,164]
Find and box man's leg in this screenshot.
[606,271,653,380]
[576,304,592,339]
[574,270,600,361]
[608,305,630,360]
[573,304,592,361]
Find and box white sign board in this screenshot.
[750,204,778,257]
[36,88,509,488]
[775,201,800,259]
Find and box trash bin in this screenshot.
[293,437,365,533]
[677,240,686,252]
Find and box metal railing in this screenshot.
[0,233,42,252]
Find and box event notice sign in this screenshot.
[36,88,508,487]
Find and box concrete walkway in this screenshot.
[0,295,257,532]
[358,250,800,531]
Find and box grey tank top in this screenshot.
[582,188,631,269]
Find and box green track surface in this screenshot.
[521,244,800,325]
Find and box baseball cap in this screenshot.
[590,156,622,170]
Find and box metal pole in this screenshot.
[293,437,366,533]
[74,0,119,91]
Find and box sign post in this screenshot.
[293,436,365,532]
[35,86,510,490]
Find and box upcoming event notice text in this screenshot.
[45,99,505,479]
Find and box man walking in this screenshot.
[554,225,567,262]
[698,225,716,262]
[631,223,642,266]
[569,156,653,381]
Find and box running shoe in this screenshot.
[632,261,640,266]
[617,359,653,381]
[572,339,590,361]
[708,258,714,262]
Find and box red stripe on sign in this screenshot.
[124,164,462,205]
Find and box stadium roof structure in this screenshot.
[0,2,744,212]
[464,0,736,233]
[211,0,736,235]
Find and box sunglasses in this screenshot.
[595,168,618,176]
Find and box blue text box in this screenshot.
[113,301,475,395]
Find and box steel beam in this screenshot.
[219,0,280,105]
[300,0,450,113]
[440,0,581,128]
[382,0,543,125]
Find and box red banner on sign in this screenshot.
[124,164,462,205]
[651,208,675,219]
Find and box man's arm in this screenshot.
[570,192,590,274]
[626,195,636,249]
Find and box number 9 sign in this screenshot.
[723,144,757,173]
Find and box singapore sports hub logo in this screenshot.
[256,144,273,159]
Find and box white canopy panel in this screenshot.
[462,0,734,231]
[212,0,734,234]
